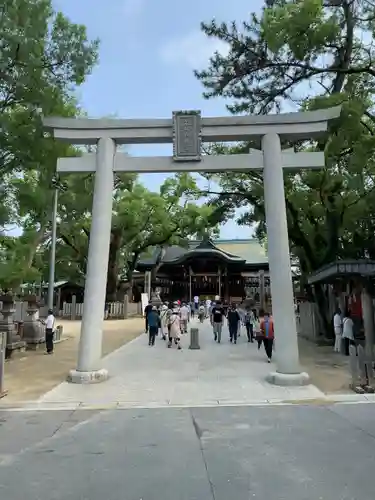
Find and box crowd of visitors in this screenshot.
[144,298,275,362]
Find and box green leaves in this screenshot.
[195,0,375,282]
[0,0,99,290]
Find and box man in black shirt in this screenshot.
[227,303,241,344]
[144,302,153,333]
[211,301,226,343]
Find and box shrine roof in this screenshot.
[137,239,268,268]
[307,259,375,284]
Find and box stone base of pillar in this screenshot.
[266,371,310,386]
[67,368,109,384]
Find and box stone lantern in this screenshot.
[22,295,45,348]
[0,293,26,357]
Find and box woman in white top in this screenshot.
[333,308,342,352]
[342,310,354,356]
[160,303,169,340]
[168,303,182,350]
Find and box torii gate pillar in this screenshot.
[262,133,307,385]
[44,106,341,386]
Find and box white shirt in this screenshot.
[205,299,211,307]
[333,313,342,330]
[342,317,354,340]
[180,305,189,320]
[194,296,199,304]
[46,314,55,329]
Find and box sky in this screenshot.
[52,0,264,239]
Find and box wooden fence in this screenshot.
[61,300,141,320]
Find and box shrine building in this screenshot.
[135,239,271,308]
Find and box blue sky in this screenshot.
[52,0,264,239]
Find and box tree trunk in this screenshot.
[313,283,332,339]
[106,229,122,302]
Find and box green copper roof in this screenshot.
[137,239,268,267]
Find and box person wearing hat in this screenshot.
[168,302,182,349]
[160,302,169,340]
[147,306,160,346]
[179,302,190,334]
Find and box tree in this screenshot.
[195,0,375,334]
[52,173,220,301]
[0,0,99,288]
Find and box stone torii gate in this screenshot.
[43,107,341,386]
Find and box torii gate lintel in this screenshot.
[43,107,341,387]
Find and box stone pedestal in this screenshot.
[189,328,200,350]
[0,295,26,358]
[22,295,45,349]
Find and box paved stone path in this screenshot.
[37,318,324,407]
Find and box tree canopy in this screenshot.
[194,0,375,331]
[0,0,99,288]
[195,0,375,301]
[0,0,220,298]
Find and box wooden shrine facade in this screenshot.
[135,239,271,306]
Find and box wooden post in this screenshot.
[259,270,265,310]
[123,295,129,319]
[189,267,192,304]
[57,287,62,316]
[224,267,229,301]
[71,295,76,321]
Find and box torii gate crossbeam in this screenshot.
[43,107,341,387]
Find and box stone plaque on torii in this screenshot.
[43,106,341,385]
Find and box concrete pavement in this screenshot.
[36,318,324,408]
[3,318,144,402]
[1,403,375,499]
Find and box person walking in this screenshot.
[211,301,226,343]
[342,309,354,356]
[260,312,274,362]
[198,302,205,323]
[160,302,169,340]
[256,310,264,349]
[147,306,160,346]
[227,303,241,344]
[205,297,212,318]
[209,301,216,325]
[144,301,153,333]
[253,310,261,345]
[333,308,343,353]
[237,304,244,337]
[190,302,195,319]
[179,302,190,334]
[193,295,199,313]
[244,307,255,342]
[168,302,182,349]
